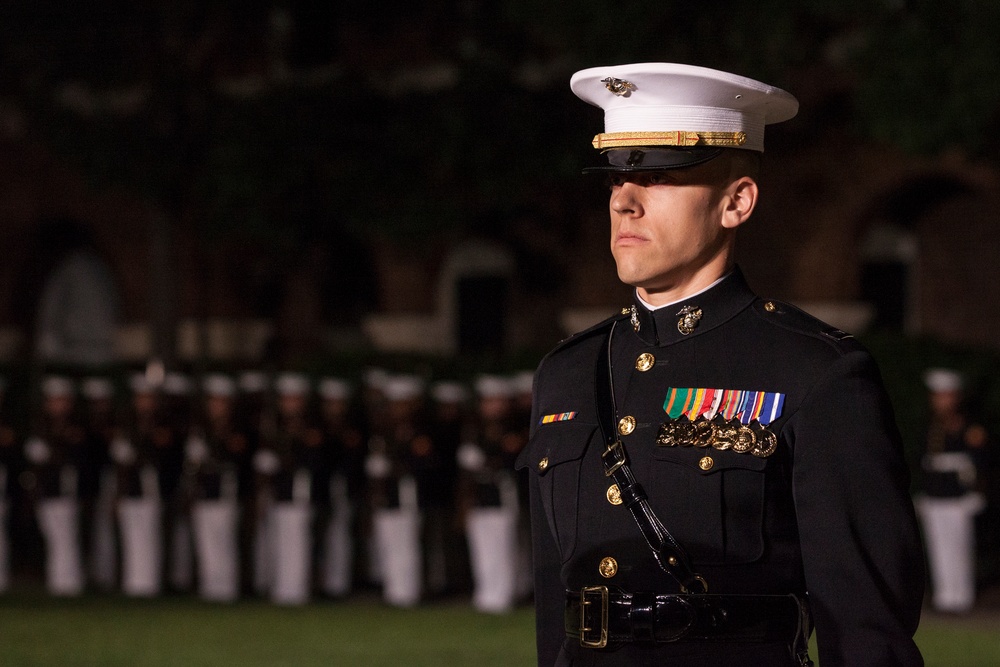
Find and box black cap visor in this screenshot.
[582,147,726,174]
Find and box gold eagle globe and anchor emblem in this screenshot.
[602,77,635,97]
[676,305,703,335]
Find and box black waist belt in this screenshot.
[565,587,807,649]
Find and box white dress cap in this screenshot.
[82,377,114,401]
[41,375,75,399]
[163,372,192,396]
[571,63,798,158]
[318,377,353,401]
[275,372,311,397]
[475,375,512,399]
[202,373,236,398]
[382,374,425,402]
[363,367,390,391]
[510,371,534,396]
[924,368,964,393]
[129,372,157,395]
[238,370,270,394]
[431,381,468,405]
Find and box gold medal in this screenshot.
[692,420,716,448]
[713,424,737,451]
[751,429,778,458]
[672,419,695,444]
[656,421,679,447]
[731,425,756,453]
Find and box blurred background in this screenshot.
[1,0,1000,643]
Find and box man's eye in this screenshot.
[647,172,670,185]
[608,175,627,188]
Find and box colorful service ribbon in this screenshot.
[663,387,784,425]
[539,411,577,425]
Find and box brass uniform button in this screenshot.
[618,416,636,436]
[635,352,655,372]
[764,301,777,313]
[599,556,618,579]
[606,484,622,505]
[698,456,715,471]
[537,457,549,472]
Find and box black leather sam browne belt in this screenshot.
[566,320,813,664]
[565,588,808,647]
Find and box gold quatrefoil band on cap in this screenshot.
[592,130,747,150]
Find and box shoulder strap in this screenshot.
[595,321,707,594]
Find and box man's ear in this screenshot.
[720,176,758,230]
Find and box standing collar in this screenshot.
[630,266,757,346]
[636,272,730,311]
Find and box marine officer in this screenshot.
[516,63,924,666]
[915,368,988,613]
[186,373,246,602]
[458,375,524,613]
[366,374,429,607]
[113,373,165,597]
[317,376,366,598]
[253,372,322,605]
[26,375,86,596]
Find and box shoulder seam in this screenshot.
[543,311,624,358]
[752,299,856,356]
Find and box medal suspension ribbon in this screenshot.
[597,321,708,594]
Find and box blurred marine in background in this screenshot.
[916,368,989,613]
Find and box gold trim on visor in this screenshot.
[592,130,747,150]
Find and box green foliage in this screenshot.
[850,0,1000,155]
[9,0,1000,245]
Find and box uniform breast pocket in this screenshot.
[651,447,767,565]
[527,422,598,563]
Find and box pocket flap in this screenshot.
[517,421,599,475]
[653,445,769,474]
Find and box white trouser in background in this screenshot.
[191,499,240,602]
[322,474,353,597]
[372,504,423,607]
[118,497,163,596]
[37,497,84,596]
[916,492,986,612]
[270,501,312,605]
[466,505,519,613]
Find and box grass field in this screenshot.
[0,593,998,666]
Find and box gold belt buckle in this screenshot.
[603,441,626,477]
[579,586,609,648]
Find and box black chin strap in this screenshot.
[596,320,708,594]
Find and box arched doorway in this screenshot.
[858,175,971,335]
[438,240,515,357]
